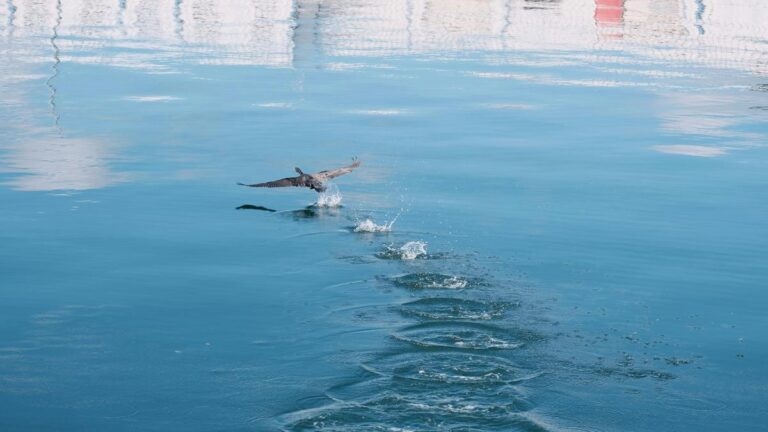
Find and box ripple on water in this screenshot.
[399,297,516,321]
[281,390,548,431]
[596,366,677,381]
[392,322,543,351]
[363,351,541,386]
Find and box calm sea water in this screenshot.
[1,1,767,430]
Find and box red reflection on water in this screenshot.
[595,0,624,39]
[595,0,624,25]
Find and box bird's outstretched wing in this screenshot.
[238,176,302,188]
[312,159,361,181]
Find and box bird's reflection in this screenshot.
[236,204,341,220]
[236,204,277,212]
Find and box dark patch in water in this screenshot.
[376,248,427,261]
[375,252,455,261]
[375,245,456,261]
[337,255,379,265]
[386,273,479,290]
[284,207,322,220]
[664,357,693,366]
[591,364,676,381]
[276,206,342,221]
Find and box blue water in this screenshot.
[1,1,767,430]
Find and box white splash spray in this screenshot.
[398,241,427,260]
[353,212,401,233]
[428,276,468,289]
[314,183,342,207]
[354,218,393,233]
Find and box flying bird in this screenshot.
[238,159,361,193]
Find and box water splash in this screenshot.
[438,277,466,289]
[314,183,343,208]
[400,241,427,259]
[354,218,393,233]
[380,241,428,260]
[353,210,402,233]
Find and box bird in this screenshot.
[238,158,361,193]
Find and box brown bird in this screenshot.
[238,158,361,193]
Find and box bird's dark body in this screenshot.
[301,175,327,192]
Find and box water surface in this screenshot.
[1,1,767,430]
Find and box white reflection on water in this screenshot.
[2,136,130,191]
[348,109,409,116]
[652,144,727,157]
[1,0,767,191]
[124,95,182,102]
[651,88,768,157]
[1,0,766,73]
